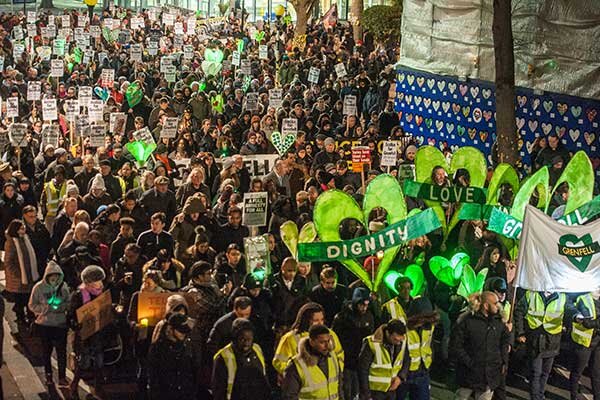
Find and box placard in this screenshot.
[50,59,64,77]
[352,146,371,165]
[27,81,41,101]
[133,126,155,145]
[8,123,27,147]
[161,117,178,138]
[186,16,196,34]
[242,192,268,227]
[76,291,113,340]
[258,45,268,60]
[36,46,52,61]
[97,52,108,66]
[27,24,36,38]
[183,45,194,60]
[41,124,60,148]
[61,15,70,28]
[269,89,282,108]
[88,99,104,122]
[65,100,79,122]
[78,86,92,108]
[343,95,357,116]
[78,15,89,28]
[0,56,4,72]
[89,124,106,147]
[6,97,18,118]
[147,41,158,56]
[90,25,101,38]
[129,43,142,62]
[101,69,115,88]
[245,92,258,111]
[308,67,320,84]
[160,56,173,73]
[27,11,36,24]
[136,292,197,326]
[162,13,174,26]
[164,65,176,82]
[13,25,23,40]
[240,59,251,75]
[76,115,90,137]
[232,50,241,66]
[398,164,416,183]
[42,99,58,121]
[174,22,184,35]
[130,17,144,30]
[53,38,66,56]
[244,235,271,275]
[281,118,298,136]
[335,62,347,78]
[380,141,398,167]
[109,112,127,136]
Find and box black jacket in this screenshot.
[212,223,250,254]
[212,344,271,400]
[269,273,308,329]
[309,284,349,326]
[450,311,510,391]
[25,220,52,277]
[139,188,177,225]
[51,210,73,251]
[136,230,175,260]
[148,335,197,399]
[207,311,237,357]
[332,302,375,370]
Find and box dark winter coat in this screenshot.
[148,335,197,399]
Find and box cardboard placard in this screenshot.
[109,112,127,136]
[242,192,268,227]
[281,118,298,136]
[343,95,357,116]
[136,292,198,326]
[65,100,79,122]
[232,50,241,67]
[6,97,19,118]
[380,141,398,167]
[76,291,113,341]
[335,62,347,78]
[78,86,92,108]
[240,59,251,75]
[88,124,106,147]
[161,117,178,138]
[259,45,268,60]
[244,235,271,275]
[8,123,27,147]
[75,115,90,137]
[269,89,282,108]
[42,99,58,121]
[130,16,144,30]
[101,69,115,88]
[245,92,259,111]
[41,124,60,148]
[183,45,194,60]
[87,99,104,122]
[133,127,155,145]
[50,59,64,77]
[27,81,41,101]
[308,67,320,84]
[13,44,25,59]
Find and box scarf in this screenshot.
[79,284,103,304]
[12,235,39,285]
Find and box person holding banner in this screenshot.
[569,291,600,400]
[514,290,572,400]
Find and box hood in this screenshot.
[43,261,64,286]
[183,196,205,215]
[371,324,385,343]
[298,335,334,367]
[165,294,189,315]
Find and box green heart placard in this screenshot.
[429,253,468,287]
[558,233,600,272]
[312,175,407,290]
[271,131,296,156]
[384,264,425,297]
[204,48,224,64]
[125,140,156,167]
[255,31,265,43]
[280,221,317,257]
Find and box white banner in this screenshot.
[516,205,600,292]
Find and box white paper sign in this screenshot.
[27,81,41,101]
[335,62,347,78]
[130,17,144,30]
[164,65,176,82]
[246,93,259,111]
[343,95,357,116]
[161,117,178,138]
[232,51,240,66]
[240,59,251,75]
[308,67,320,84]
[162,13,174,26]
[88,99,104,122]
[259,45,268,60]
[42,99,58,121]
[27,11,36,24]
[78,86,92,108]
[380,141,398,167]
[269,89,282,108]
[101,69,115,88]
[89,124,106,147]
[51,59,64,77]
[183,45,194,60]
[133,127,155,145]
[76,115,90,137]
[130,44,142,62]
[282,118,298,136]
[41,124,60,148]
[9,123,27,147]
[61,15,70,28]
[109,112,127,135]
[65,100,79,122]
[6,97,19,118]
[242,192,268,227]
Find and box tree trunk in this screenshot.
[351,0,363,42]
[40,0,54,9]
[492,0,518,166]
[294,5,309,35]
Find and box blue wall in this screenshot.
[394,67,600,177]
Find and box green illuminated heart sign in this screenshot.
[384,264,425,297]
[558,233,600,272]
[428,252,469,287]
[125,140,156,168]
[270,131,296,156]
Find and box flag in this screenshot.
[321,4,337,28]
[516,205,600,292]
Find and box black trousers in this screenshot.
[570,340,600,400]
[37,324,68,379]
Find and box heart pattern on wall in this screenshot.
[394,67,600,174]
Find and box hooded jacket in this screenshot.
[151,294,190,344]
[28,261,70,327]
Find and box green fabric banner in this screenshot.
[297,208,441,262]
[403,180,487,204]
[459,204,510,221]
[488,195,600,240]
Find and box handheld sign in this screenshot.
[240,59,251,75]
[9,123,27,147]
[308,67,320,84]
[343,95,357,116]
[87,99,104,122]
[78,86,92,108]
[41,124,60,148]
[245,93,259,111]
[232,51,241,66]
[27,81,41,101]
[335,62,347,78]
[133,127,155,145]
[242,192,268,227]
[89,124,106,147]
[101,69,115,88]
[76,291,113,340]
[380,141,398,167]
[50,59,64,77]
[42,99,58,121]
[281,118,298,136]
[161,117,178,138]
[109,112,127,136]
[259,45,268,60]
[6,97,19,118]
[65,100,79,122]
[269,89,282,108]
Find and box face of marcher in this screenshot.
[310,333,331,356]
[234,330,254,353]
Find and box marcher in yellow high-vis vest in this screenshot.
[381,276,413,323]
[273,302,344,376]
[569,292,600,400]
[514,290,571,400]
[281,325,341,400]
[211,318,271,400]
[357,320,407,399]
[40,166,67,234]
[396,297,438,400]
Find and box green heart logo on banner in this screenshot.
[125,140,156,167]
[270,131,296,156]
[204,48,224,64]
[312,175,407,290]
[255,31,265,43]
[558,233,599,272]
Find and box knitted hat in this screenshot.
[183,196,205,215]
[54,148,67,158]
[194,226,209,245]
[81,265,106,284]
[66,180,79,196]
[352,287,370,305]
[189,261,212,279]
[90,174,106,191]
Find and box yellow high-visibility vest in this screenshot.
[525,291,566,335]
[44,181,66,217]
[273,329,344,374]
[407,327,434,371]
[292,349,341,400]
[382,298,408,323]
[366,335,406,392]
[571,293,597,348]
[214,343,265,400]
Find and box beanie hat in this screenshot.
[243,273,262,290]
[90,174,106,191]
[231,318,253,339]
[81,265,106,284]
[66,180,79,196]
[407,296,433,317]
[194,226,209,245]
[352,287,370,305]
[189,261,212,279]
[183,196,205,215]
